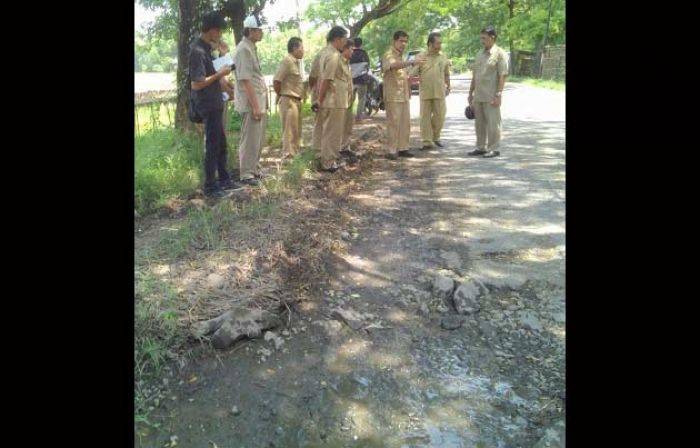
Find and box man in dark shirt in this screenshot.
[189,11,237,198]
[349,37,370,120]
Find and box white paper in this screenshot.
[213,54,234,72]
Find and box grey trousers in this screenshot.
[353,84,368,118]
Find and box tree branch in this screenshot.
[349,0,415,37]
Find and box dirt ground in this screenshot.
[135,81,565,448]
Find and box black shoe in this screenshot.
[434,140,444,148]
[204,188,229,199]
[240,178,260,187]
[320,160,341,172]
[421,145,433,151]
[398,149,416,158]
[341,148,358,159]
[218,179,241,190]
[386,153,398,160]
[254,173,266,180]
[320,165,339,173]
[468,148,487,156]
[483,150,501,158]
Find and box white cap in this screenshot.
[243,15,262,29]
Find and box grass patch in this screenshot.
[153,149,316,261]
[508,76,565,91]
[135,128,204,214]
[134,270,184,427]
[134,103,318,428]
[135,102,312,216]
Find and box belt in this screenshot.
[280,94,302,101]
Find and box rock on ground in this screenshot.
[312,319,343,336]
[452,279,483,315]
[264,331,285,350]
[191,306,281,350]
[331,307,367,330]
[432,274,455,301]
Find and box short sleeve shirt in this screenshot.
[319,45,350,109]
[416,50,451,100]
[344,58,354,106]
[309,47,331,103]
[233,37,268,113]
[188,38,223,113]
[471,44,509,103]
[382,46,409,103]
[273,54,304,99]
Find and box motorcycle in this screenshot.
[363,71,384,117]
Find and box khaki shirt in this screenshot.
[343,58,354,107]
[274,53,304,99]
[414,49,451,100]
[309,46,332,103]
[319,44,351,109]
[382,46,410,103]
[233,37,268,113]
[471,44,509,103]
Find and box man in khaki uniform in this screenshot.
[468,25,508,158]
[340,39,355,154]
[309,40,333,153]
[316,26,350,172]
[273,37,305,159]
[382,30,424,159]
[233,15,268,186]
[414,32,451,151]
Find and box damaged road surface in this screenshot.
[137,81,565,447]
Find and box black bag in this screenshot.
[188,93,203,123]
[186,72,203,123]
[465,105,475,120]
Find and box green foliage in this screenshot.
[305,0,565,71]
[135,30,178,72]
[508,75,565,90]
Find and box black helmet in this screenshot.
[465,105,475,119]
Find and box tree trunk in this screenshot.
[508,0,515,75]
[175,0,204,131]
[222,0,247,44]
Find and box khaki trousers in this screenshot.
[341,106,354,149]
[239,112,267,180]
[318,108,345,168]
[280,96,302,157]
[420,98,446,146]
[312,109,323,152]
[473,101,501,150]
[385,101,410,155]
